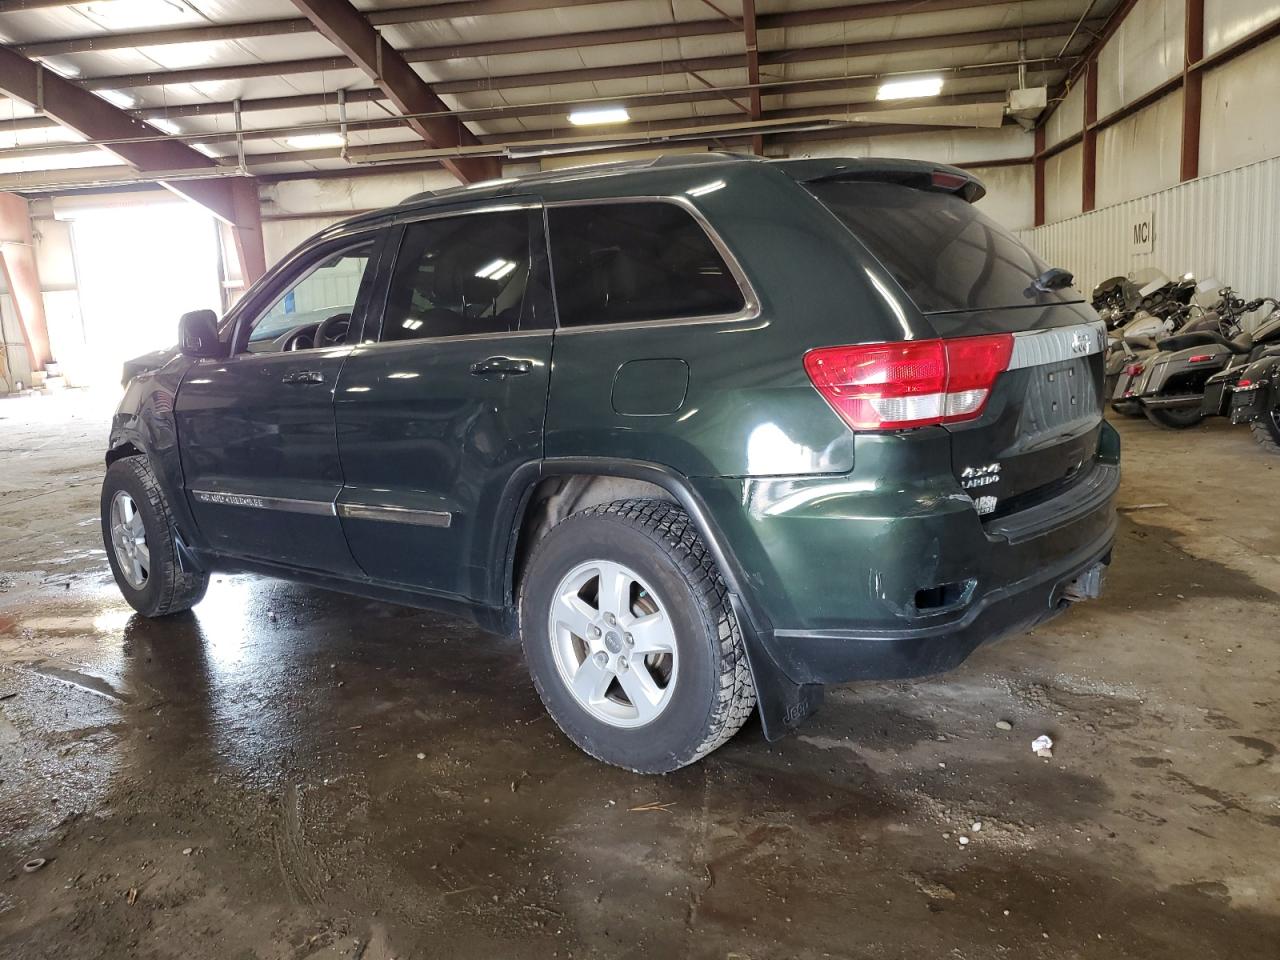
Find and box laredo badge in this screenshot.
[960,462,1002,489]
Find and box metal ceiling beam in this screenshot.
[2,81,1026,160]
[431,22,1092,95]
[75,19,1088,94]
[16,0,1024,59]
[472,92,1013,146]
[286,0,496,184]
[0,43,267,281]
[0,0,610,17]
[2,62,1067,143]
[741,0,764,155]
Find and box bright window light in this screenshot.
[567,106,630,126]
[285,132,346,149]
[876,76,944,101]
[99,89,136,109]
[149,117,181,135]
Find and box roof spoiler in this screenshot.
[777,158,986,203]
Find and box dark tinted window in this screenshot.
[382,209,553,341]
[547,202,745,327]
[805,181,1080,313]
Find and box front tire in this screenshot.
[519,499,755,773]
[1144,405,1203,429]
[101,456,208,617]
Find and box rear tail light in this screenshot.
[1188,354,1215,363]
[1124,362,1144,376]
[803,334,1014,430]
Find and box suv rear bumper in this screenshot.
[691,421,1120,686]
[764,524,1113,683]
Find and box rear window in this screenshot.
[805,180,1079,314]
[547,202,746,327]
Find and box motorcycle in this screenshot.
[1105,275,1211,408]
[1201,302,1280,450]
[1226,351,1280,454]
[1129,291,1280,429]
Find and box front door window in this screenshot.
[241,239,377,354]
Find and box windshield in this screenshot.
[804,180,1081,314]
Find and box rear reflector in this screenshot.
[1188,354,1215,363]
[803,334,1014,430]
[1124,362,1145,376]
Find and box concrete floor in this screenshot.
[1,389,1278,960]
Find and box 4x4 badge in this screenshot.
[1071,330,1092,354]
[961,462,1001,489]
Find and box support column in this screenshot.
[228,177,267,289]
[1082,60,1098,212]
[0,192,52,374]
[1033,125,1046,227]
[1180,0,1205,181]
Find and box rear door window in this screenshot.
[805,180,1080,314]
[381,207,554,341]
[547,201,746,327]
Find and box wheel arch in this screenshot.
[495,458,822,741]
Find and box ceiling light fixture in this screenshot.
[567,106,630,126]
[98,89,136,109]
[149,117,181,134]
[876,76,944,101]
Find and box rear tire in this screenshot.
[1251,406,1280,455]
[101,456,208,617]
[1144,405,1203,429]
[519,499,755,773]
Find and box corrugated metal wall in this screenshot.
[1020,154,1280,315]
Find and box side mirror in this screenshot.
[178,309,225,359]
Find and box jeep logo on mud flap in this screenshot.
[961,462,1002,489]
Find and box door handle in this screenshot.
[282,370,324,385]
[469,356,532,379]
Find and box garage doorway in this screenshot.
[67,198,222,388]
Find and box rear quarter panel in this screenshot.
[541,164,927,478]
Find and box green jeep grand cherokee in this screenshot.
[102,154,1119,772]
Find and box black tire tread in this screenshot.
[104,457,208,616]
[1251,414,1280,455]
[520,498,756,772]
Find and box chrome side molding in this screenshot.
[336,503,452,528]
[191,490,452,528]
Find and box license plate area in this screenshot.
[1016,358,1099,434]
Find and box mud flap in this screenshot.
[729,594,824,741]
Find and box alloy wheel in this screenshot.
[109,491,150,589]
[547,560,678,728]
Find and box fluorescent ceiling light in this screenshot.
[149,117,181,135]
[475,258,516,280]
[191,142,219,158]
[567,106,630,126]
[401,318,423,331]
[876,76,944,101]
[98,89,136,109]
[285,132,346,149]
[37,57,80,79]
